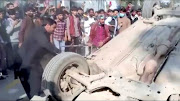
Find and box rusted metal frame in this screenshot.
[66,70,180,100]
[88,75,180,100]
[66,69,106,89]
[60,45,93,56]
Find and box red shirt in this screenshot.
[89,22,110,47]
[92,25,106,47]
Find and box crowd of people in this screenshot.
[0,1,142,99]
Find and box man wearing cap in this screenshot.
[88,15,110,52]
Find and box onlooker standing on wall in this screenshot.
[53,10,66,52]
[66,7,81,53]
[88,15,110,52]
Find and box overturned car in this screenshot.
[31,0,180,101]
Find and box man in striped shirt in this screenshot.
[53,9,66,52]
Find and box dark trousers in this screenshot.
[11,42,21,79]
[5,43,14,69]
[65,37,81,54]
[0,43,6,73]
[19,63,43,99]
[11,42,19,59]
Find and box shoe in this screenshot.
[0,72,7,80]
[2,70,8,75]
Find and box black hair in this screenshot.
[98,9,105,14]
[25,7,35,12]
[35,12,43,20]
[88,8,94,13]
[64,10,69,15]
[8,9,16,15]
[78,7,83,11]
[70,7,78,12]
[137,8,142,12]
[113,9,119,13]
[56,9,64,15]
[61,6,65,9]
[120,7,126,12]
[107,9,113,13]
[0,8,4,14]
[39,7,45,11]
[43,18,56,26]
[6,3,14,8]
[50,8,55,13]
[128,2,132,4]
[130,9,136,13]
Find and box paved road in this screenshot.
[0,71,28,101]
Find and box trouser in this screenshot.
[89,45,99,54]
[11,42,19,64]
[0,43,6,73]
[83,35,90,56]
[19,63,43,99]
[53,39,65,52]
[5,42,14,69]
[11,42,21,79]
[65,36,81,54]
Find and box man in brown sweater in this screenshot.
[18,7,35,47]
[118,7,131,34]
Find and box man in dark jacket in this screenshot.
[18,18,59,98]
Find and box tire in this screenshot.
[168,94,180,101]
[142,0,160,18]
[41,52,90,101]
